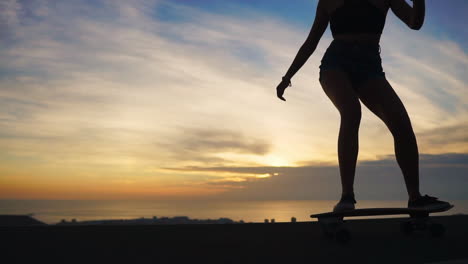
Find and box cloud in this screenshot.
[417,124,468,153]
[176,129,270,155]
[359,153,468,167]
[0,0,309,170]
[159,128,271,166]
[0,0,20,26]
[186,153,468,200]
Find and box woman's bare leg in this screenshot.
[356,77,422,201]
[320,70,361,196]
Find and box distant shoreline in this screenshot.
[56,216,245,226]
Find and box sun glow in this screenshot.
[255,173,271,179]
[263,155,290,167]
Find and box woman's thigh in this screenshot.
[319,70,361,118]
[355,77,414,134]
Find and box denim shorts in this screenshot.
[319,40,385,89]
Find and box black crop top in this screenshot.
[330,0,386,36]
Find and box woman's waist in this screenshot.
[333,33,381,45]
[328,37,381,54]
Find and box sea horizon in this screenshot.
[1,199,467,225]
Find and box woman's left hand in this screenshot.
[276,79,290,101]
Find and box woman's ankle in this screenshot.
[341,191,355,198]
[408,193,422,202]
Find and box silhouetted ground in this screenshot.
[0,215,46,226]
[1,215,467,264]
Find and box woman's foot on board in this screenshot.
[408,195,451,210]
[333,193,356,212]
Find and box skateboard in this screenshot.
[310,204,454,244]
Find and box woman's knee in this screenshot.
[391,123,417,144]
[340,105,362,127]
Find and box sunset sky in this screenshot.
[1,0,467,200]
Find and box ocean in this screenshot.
[1,199,467,224]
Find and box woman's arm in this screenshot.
[283,0,329,81]
[390,0,425,30]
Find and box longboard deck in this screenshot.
[311,204,454,219]
[311,205,454,243]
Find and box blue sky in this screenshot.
[0,0,467,200]
[162,0,467,48]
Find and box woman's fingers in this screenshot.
[276,84,287,101]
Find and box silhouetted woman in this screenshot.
[276,0,450,211]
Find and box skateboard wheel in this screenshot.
[335,228,351,244]
[400,221,414,235]
[429,223,445,237]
